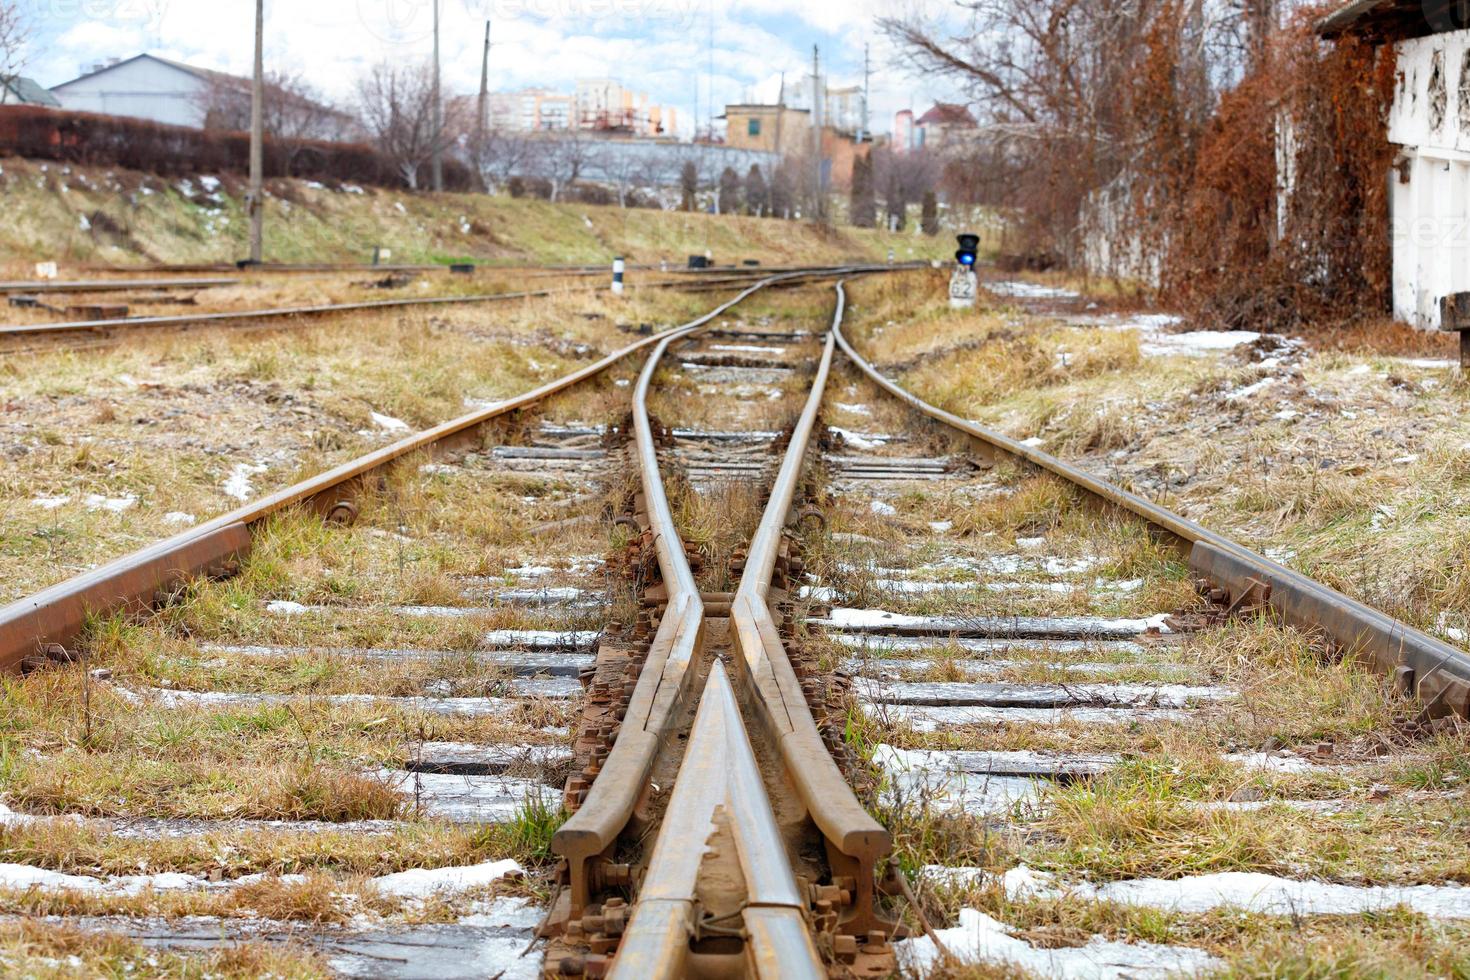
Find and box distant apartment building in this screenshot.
[485,80,673,137]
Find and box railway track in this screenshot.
[0,264,906,355]
[2,271,1468,976]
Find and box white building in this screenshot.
[49,53,354,140]
[1319,1,1470,328]
[51,54,220,128]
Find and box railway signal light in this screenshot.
[955,233,980,268]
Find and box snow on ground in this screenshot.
[986,281,1082,300]
[923,865,1470,918]
[370,859,523,897]
[222,462,268,501]
[897,907,1219,978]
[371,411,411,432]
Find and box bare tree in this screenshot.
[744,164,768,216]
[717,166,741,215]
[881,0,1218,256]
[679,159,698,211]
[355,61,460,190]
[0,1,29,95]
[477,127,533,189]
[532,130,602,202]
[601,145,646,207]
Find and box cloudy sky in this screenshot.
[18,0,963,137]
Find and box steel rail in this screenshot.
[577,286,834,978]
[833,310,1470,718]
[0,265,906,341]
[728,281,893,938]
[608,662,824,980]
[0,277,239,294]
[0,286,571,338]
[0,271,811,673]
[550,314,711,923]
[549,266,900,920]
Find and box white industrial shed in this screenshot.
[51,54,224,129]
[1320,0,1470,330]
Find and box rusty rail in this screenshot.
[833,307,1470,719]
[0,265,913,343]
[728,282,892,938]
[0,277,239,294]
[0,270,824,673]
[551,316,712,925]
[563,280,894,977]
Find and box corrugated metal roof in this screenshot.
[1316,0,1468,40]
[0,76,61,107]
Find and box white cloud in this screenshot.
[26,0,963,137]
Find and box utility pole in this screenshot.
[811,45,824,223]
[475,19,490,177]
[431,0,443,192]
[247,0,264,264]
[859,43,870,144]
[774,71,785,156]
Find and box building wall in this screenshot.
[724,106,810,154]
[894,110,914,153]
[1386,31,1470,328]
[52,58,206,128]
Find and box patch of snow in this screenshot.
[1437,613,1468,644]
[163,512,197,526]
[1226,377,1276,401]
[1225,752,1314,773]
[986,280,1080,300]
[835,402,872,415]
[223,462,267,501]
[869,500,897,516]
[266,600,309,615]
[370,411,410,432]
[1140,329,1260,358]
[1020,436,1045,448]
[614,378,631,387]
[370,858,523,897]
[1394,357,1458,370]
[31,495,70,510]
[507,564,553,579]
[898,906,1218,978]
[1000,864,1470,918]
[83,493,137,513]
[1016,537,1047,550]
[929,521,954,533]
[342,184,365,194]
[77,213,91,231]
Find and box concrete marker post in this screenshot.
[611,257,626,295]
